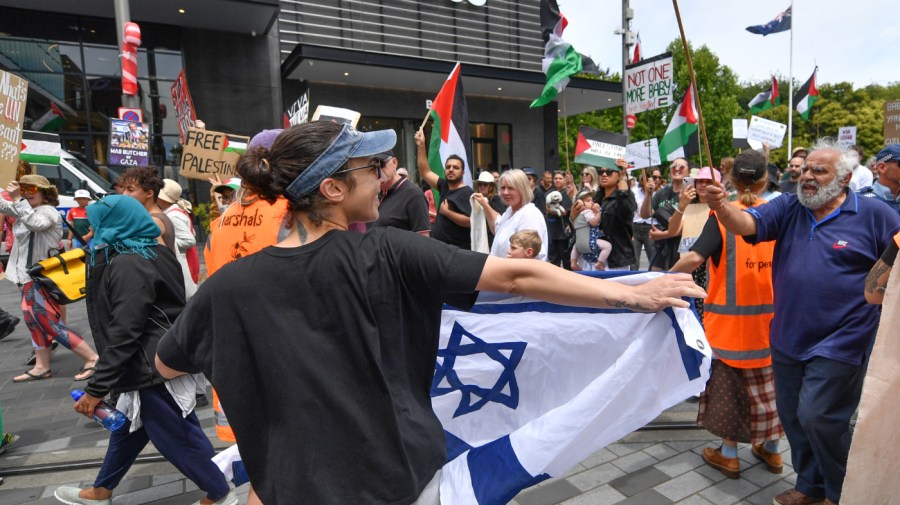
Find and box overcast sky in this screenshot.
[560,0,899,88]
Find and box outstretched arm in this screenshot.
[415,129,440,190]
[476,255,705,312]
[705,183,758,236]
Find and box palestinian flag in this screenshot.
[223,135,248,155]
[20,131,61,165]
[574,127,628,168]
[632,33,642,64]
[749,76,781,113]
[531,0,599,108]
[659,85,699,162]
[31,103,65,132]
[427,62,473,205]
[795,68,819,121]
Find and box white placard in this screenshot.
[625,138,661,170]
[746,116,788,149]
[838,126,857,149]
[624,53,674,115]
[732,119,748,139]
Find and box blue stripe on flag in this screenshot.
[664,307,704,380]
[468,435,550,505]
[444,430,473,462]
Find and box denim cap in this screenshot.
[876,145,900,164]
[284,124,397,200]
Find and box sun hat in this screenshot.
[476,171,496,185]
[158,179,183,204]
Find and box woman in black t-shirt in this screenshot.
[155,121,705,505]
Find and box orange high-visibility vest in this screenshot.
[704,200,776,368]
[206,196,290,442]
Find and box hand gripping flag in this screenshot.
[434,271,711,505]
[746,7,792,36]
[427,62,474,203]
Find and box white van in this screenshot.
[1,131,112,265]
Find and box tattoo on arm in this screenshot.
[604,298,653,313]
[865,260,891,295]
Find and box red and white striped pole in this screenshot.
[121,22,141,96]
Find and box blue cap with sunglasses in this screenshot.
[284,124,397,200]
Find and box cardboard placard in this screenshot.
[884,100,900,145]
[624,53,674,115]
[311,105,360,128]
[837,126,857,149]
[171,70,197,143]
[680,203,709,239]
[746,115,787,148]
[108,119,150,167]
[0,69,29,185]
[179,127,249,181]
[625,138,661,170]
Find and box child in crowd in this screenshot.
[507,229,542,259]
[66,189,94,248]
[570,189,611,271]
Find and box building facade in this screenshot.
[0,0,619,182]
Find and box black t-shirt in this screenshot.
[690,214,725,269]
[157,228,487,505]
[599,188,637,269]
[881,237,899,267]
[367,178,431,233]
[650,185,682,269]
[546,190,573,240]
[430,177,474,249]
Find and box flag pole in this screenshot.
[419,111,431,132]
[671,0,713,168]
[787,0,794,158]
[563,94,571,173]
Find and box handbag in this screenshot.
[25,220,88,305]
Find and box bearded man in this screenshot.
[705,142,900,505]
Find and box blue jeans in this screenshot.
[771,349,868,503]
[93,384,230,500]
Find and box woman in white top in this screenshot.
[157,179,197,299]
[0,176,99,383]
[473,169,548,260]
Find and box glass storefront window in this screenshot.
[83,44,122,76]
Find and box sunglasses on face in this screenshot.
[651,175,661,179]
[20,185,40,195]
[670,165,686,171]
[598,169,619,177]
[335,159,384,179]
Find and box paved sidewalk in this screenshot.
[0,280,797,504]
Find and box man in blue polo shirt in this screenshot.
[705,141,900,505]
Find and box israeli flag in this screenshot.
[433,271,711,505]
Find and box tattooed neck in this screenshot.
[296,219,308,244]
[605,298,652,313]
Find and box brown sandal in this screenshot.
[12,369,52,383]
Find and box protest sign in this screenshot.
[108,119,150,167]
[746,115,787,148]
[574,127,627,168]
[625,138,660,170]
[285,91,310,127]
[0,69,28,185]
[885,100,900,145]
[837,126,857,149]
[624,53,674,115]
[732,119,751,149]
[171,70,197,143]
[311,105,360,127]
[179,127,249,181]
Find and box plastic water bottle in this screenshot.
[71,390,128,432]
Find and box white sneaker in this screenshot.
[53,487,112,505]
[192,490,239,505]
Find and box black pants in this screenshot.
[548,238,571,270]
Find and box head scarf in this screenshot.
[86,194,161,265]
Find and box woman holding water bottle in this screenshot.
[54,195,236,505]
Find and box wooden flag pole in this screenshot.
[563,94,571,173]
[671,0,713,168]
[419,111,431,132]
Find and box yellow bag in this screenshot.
[26,248,87,304]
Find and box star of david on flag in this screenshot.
[433,271,711,505]
[432,322,527,418]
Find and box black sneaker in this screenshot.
[195,393,209,407]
